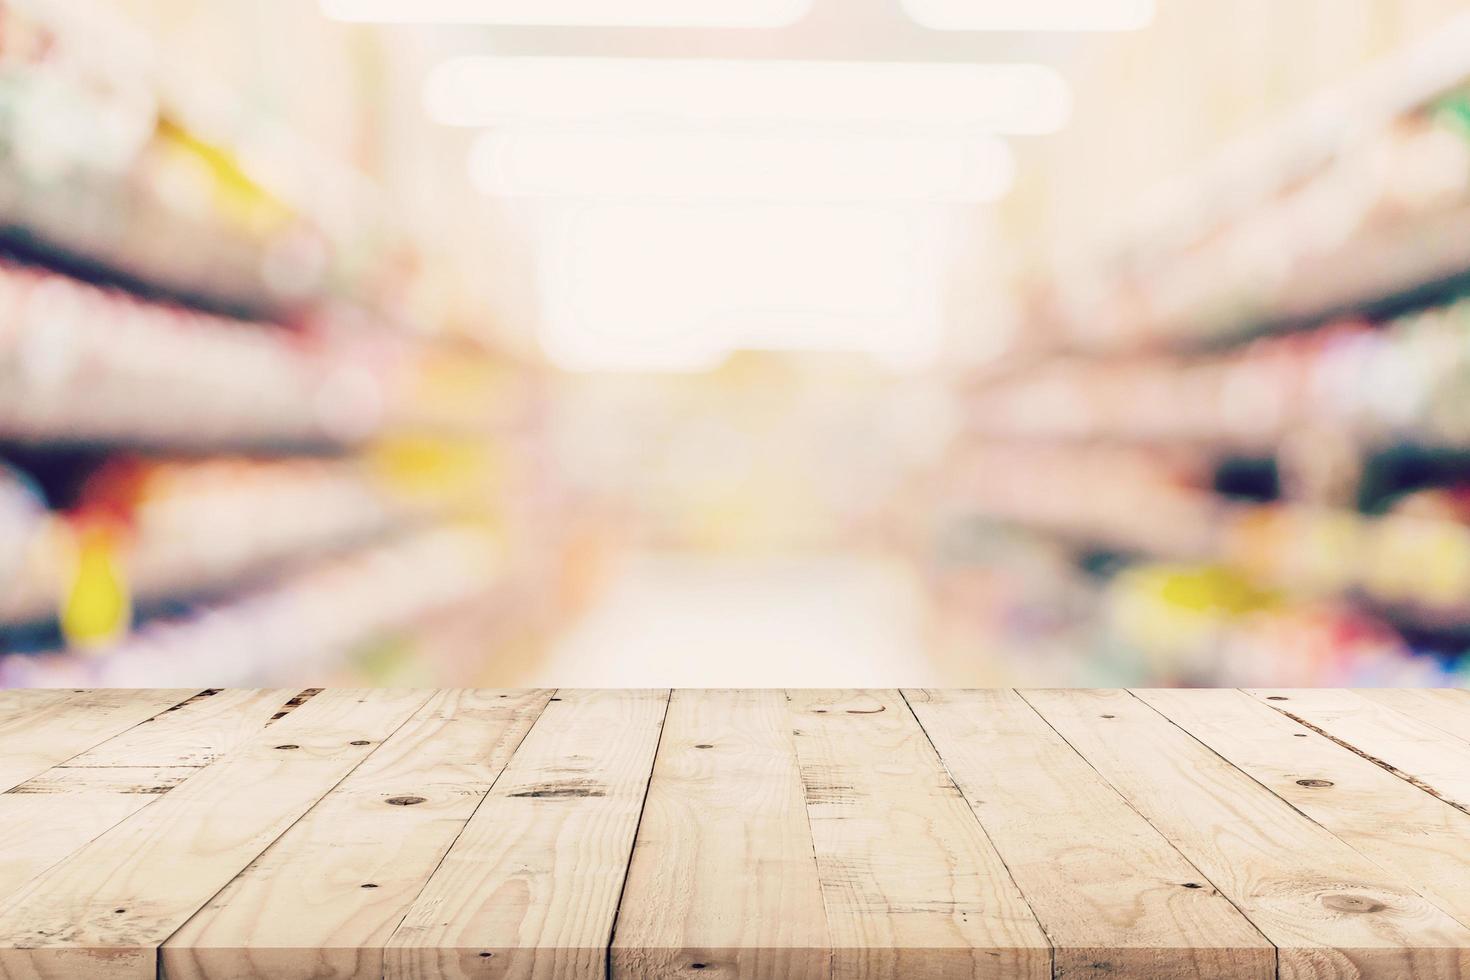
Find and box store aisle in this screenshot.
[497,552,963,688]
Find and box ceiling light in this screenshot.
[468,129,1015,203]
[320,0,810,28]
[425,57,1072,135]
[534,202,956,372]
[901,0,1155,31]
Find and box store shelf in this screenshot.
[0,258,531,452]
[1029,15,1470,357]
[0,523,504,687]
[0,454,473,635]
[966,294,1470,452]
[947,441,1470,634]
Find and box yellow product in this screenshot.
[1365,514,1470,611]
[59,521,132,651]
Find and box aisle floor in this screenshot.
[503,552,969,688]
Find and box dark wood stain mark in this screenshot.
[386,796,428,806]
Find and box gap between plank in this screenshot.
[60,688,219,766]
[1148,691,1470,937]
[785,689,838,980]
[1134,690,1470,957]
[153,690,440,977]
[374,689,562,979]
[896,689,1057,979]
[1251,693,1470,818]
[0,689,306,929]
[1013,690,1282,980]
[603,689,674,980]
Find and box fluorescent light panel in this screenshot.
[425,58,1072,135]
[901,0,1155,31]
[320,0,810,27]
[535,202,950,372]
[469,129,1014,203]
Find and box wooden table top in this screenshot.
[0,688,1468,979]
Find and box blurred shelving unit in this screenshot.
[940,20,1470,688]
[0,1,561,686]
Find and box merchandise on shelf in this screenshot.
[1029,67,1470,354]
[952,440,1470,618]
[0,463,46,606]
[1099,562,1457,686]
[0,523,503,687]
[0,258,527,449]
[966,295,1470,450]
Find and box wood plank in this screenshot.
[1022,688,1470,979]
[1141,688,1470,933]
[0,690,295,909]
[1247,689,1470,812]
[785,689,1050,980]
[163,689,553,980]
[0,689,198,792]
[385,689,669,980]
[0,690,79,726]
[0,688,434,980]
[611,689,830,980]
[1354,689,1470,747]
[904,688,1273,979]
[61,689,297,768]
[0,767,196,910]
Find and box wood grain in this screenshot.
[0,688,1468,979]
[163,689,552,980]
[385,689,670,980]
[0,689,79,727]
[0,689,198,792]
[0,690,296,910]
[906,688,1273,979]
[1354,689,1470,746]
[1248,688,1470,812]
[0,689,434,980]
[1141,688,1470,933]
[612,689,830,980]
[786,690,1050,980]
[1023,688,1470,979]
[0,767,193,910]
[62,689,297,768]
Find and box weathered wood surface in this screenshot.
[0,688,1466,979]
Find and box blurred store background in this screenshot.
[2,0,1470,688]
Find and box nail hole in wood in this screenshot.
[691,964,707,970]
[479,952,494,958]
[386,796,427,806]
[1296,779,1333,788]
[114,908,126,914]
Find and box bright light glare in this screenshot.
[901,0,1154,31]
[469,129,1015,203]
[320,0,810,27]
[425,58,1072,135]
[534,202,955,372]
